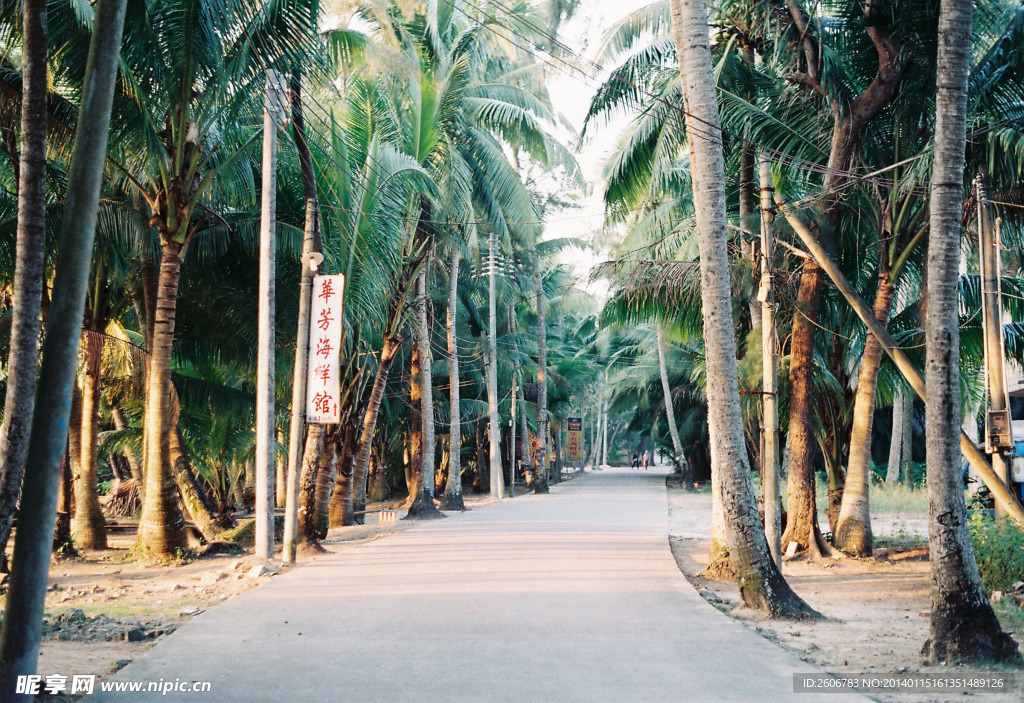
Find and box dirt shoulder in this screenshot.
[667,482,1023,703]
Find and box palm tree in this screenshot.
[109,0,321,555]
[921,0,1017,662]
[669,0,815,617]
[0,0,127,685]
[0,0,48,572]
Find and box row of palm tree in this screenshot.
[589,0,1023,660]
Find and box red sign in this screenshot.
[306,274,344,423]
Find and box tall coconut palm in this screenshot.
[0,0,48,572]
[921,0,1017,662]
[108,0,322,555]
[0,0,127,685]
[669,0,816,617]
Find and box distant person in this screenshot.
[643,452,650,470]
[631,451,640,469]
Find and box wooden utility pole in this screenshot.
[256,70,286,561]
[758,155,781,566]
[977,169,1013,517]
[776,193,1024,528]
[282,200,320,563]
[487,231,504,499]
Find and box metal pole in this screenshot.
[487,231,504,499]
[255,70,285,560]
[978,169,1013,517]
[758,154,781,566]
[775,192,1024,528]
[282,200,319,563]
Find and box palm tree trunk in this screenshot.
[73,334,108,549]
[780,268,825,553]
[922,0,1017,661]
[276,428,287,509]
[834,264,895,555]
[408,271,442,518]
[297,425,324,548]
[900,394,914,484]
[670,0,816,617]
[443,250,465,509]
[54,446,76,556]
[138,242,188,555]
[313,434,336,538]
[533,253,549,494]
[657,324,693,486]
[780,0,905,555]
[885,392,904,485]
[0,0,49,573]
[111,407,143,486]
[0,0,128,683]
[352,337,401,517]
[367,449,388,503]
[329,424,356,527]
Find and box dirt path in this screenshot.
[667,484,1023,703]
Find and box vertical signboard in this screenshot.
[566,417,583,461]
[306,274,344,423]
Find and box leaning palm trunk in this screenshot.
[0,0,49,572]
[885,391,905,485]
[532,253,549,494]
[670,0,816,617]
[921,0,1017,662]
[834,266,895,555]
[657,325,693,487]
[352,337,401,516]
[0,0,128,685]
[73,334,108,549]
[443,250,465,510]
[111,407,143,486]
[138,243,188,555]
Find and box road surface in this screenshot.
[95,469,859,702]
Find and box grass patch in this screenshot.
[870,482,928,516]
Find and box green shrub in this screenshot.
[968,511,1024,593]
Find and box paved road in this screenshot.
[96,469,855,702]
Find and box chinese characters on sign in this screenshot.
[306,274,344,423]
[566,417,583,461]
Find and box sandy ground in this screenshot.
[667,483,1024,703]
[5,487,523,696]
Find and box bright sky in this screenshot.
[542,0,656,301]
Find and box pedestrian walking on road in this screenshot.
[631,451,640,469]
[643,452,650,470]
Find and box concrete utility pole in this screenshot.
[256,69,286,561]
[509,375,516,497]
[487,231,504,499]
[601,370,609,467]
[282,200,321,564]
[978,168,1013,517]
[758,154,781,567]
